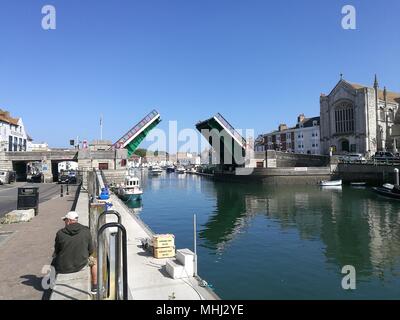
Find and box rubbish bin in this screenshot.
[17,187,39,216]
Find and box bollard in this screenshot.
[395,168,399,185]
[60,184,64,197]
[66,184,69,195]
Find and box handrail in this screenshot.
[97,210,122,228]
[215,113,247,147]
[111,109,160,149]
[97,222,128,300]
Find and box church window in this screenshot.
[335,102,354,134]
[379,108,385,121]
[388,109,394,122]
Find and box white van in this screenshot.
[0,170,16,185]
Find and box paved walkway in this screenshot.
[0,191,76,300]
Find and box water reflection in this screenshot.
[200,182,400,280]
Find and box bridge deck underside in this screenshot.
[125,118,161,157]
[196,118,245,167]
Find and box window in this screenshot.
[98,163,109,170]
[9,136,12,151]
[379,108,385,121]
[335,102,354,133]
[13,137,18,151]
[23,139,27,151]
[388,109,395,122]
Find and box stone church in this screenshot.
[320,76,400,156]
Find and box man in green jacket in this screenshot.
[52,211,97,293]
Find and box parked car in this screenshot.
[58,170,77,184]
[338,153,366,163]
[373,151,397,161]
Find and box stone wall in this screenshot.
[266,150,329,168]
[215,167,332,185]
[337,163,400,185]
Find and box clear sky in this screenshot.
[1,0,400,150]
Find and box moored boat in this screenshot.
[149,165,163,176]
[176,166,186,174]
[350,182,367,186]
[372,185,400,200]
[166,166,175,173]
[319,179,342,187]
[116,175,143,202]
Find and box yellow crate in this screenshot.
[152,234,175,248]
[153,246,176,259]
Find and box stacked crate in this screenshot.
[152,234,175,259]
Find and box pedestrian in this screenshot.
[52,211,97,293]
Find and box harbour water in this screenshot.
[127,170,400,299]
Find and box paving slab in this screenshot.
[0,192,77,300]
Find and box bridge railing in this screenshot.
[111,110,160,149]
[215,113,247,147]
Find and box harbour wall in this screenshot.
[336,163,400,185]
[214,167,332,185]
[266,150,330,168]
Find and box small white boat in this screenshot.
[319,179,342,187]
[350,182,367,186]
[149,165,163,176]
[116,175,143,202]
[176,166,186,174]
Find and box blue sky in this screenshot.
[1,0,400,150]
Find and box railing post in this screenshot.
[394,168,399,185]
[66,184,69,195]
[60,184,63,197]
[97,222,128,300]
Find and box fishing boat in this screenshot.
[176,166,186,174]
[116,174,143,202]
[149,165,163,176]
[319,179,342,187]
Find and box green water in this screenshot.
[128,170,400,299]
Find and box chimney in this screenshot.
[297,114,305,123]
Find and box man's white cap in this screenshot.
[62,211,79,221]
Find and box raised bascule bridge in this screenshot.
[110,109,162,157]
[196,113,248,171]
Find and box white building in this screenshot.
[255,114,321,155]
[0,109,29,152]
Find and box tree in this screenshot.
[134,148,147,158]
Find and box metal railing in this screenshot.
[97,221,128,300]
[338,159,400,166]
[215,113,247,147]
[111,109,160,149]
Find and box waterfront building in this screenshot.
[0,109,29,152]
[255,114,321,155]
[320,75,400,155]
